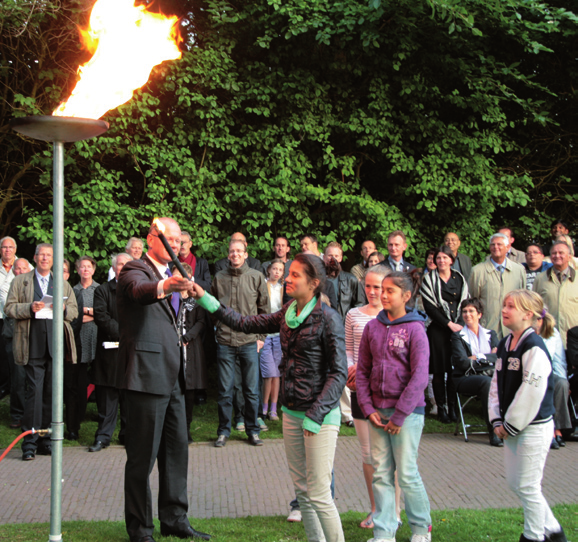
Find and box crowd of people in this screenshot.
[0,217,576,542]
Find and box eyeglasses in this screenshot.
[1,246,15,250]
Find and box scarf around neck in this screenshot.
[285,296,318,329]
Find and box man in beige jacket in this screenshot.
[533,241,578,348]
[469,233,526,338]
[4,243,78,460]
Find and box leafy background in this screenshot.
[1,0,576,278]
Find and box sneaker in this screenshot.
[248,434,264,446]
[367,538,395,542]
[430,404,438,416]
[545,528,568,542]
[268,412,279,421]
[214,435,228,447]
[257,418,269,432]
[235,422,245,432]
[287,509,302,522]
[410,533,431,542]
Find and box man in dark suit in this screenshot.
[117,218,210,542]
[4,243,78,460]
[178,231,211,290]
[444,231,473,281]
[89,252,133,452]
[379,230,417,273]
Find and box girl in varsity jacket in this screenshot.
[488,289,566,542]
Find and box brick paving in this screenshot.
[0,434,576,525]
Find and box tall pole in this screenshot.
[50,140,65,542]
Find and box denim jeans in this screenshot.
[369,409,431,539]
[217,343,260,437]
[503,420,561,540]
[283,412,344,542]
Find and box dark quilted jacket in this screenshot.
[214,297,347,425]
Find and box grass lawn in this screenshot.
[0,506,576,541]
[0,386,488,449]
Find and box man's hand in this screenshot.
[31,301,45,313]
[257,340,264,352]
[163,276,194,295]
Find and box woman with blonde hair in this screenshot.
[489,289,566,542]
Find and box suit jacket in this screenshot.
[468,258,526,338]
[177,254,211,291]
[92,279,121,387]
[213,256,261,275]
[4,270,78,365]
[451,327,499,379]
[453,253,473,282]
[378,258,416,273]
[117,254,183,395]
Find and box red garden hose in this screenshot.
[0,428,51,463]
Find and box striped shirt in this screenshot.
[344,306,378,367]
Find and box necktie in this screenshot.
[165,268,181,316]
[40,276,48,296]
[497,265,504,274]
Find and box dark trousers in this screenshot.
[124,381,190,540]
[5,340,26,422]
[454,374,492,427]
[22,356,52,452]
[64,363,88,434]
[0,321,10,394]
[216,342,260,437]
[432,372,456,412]
[94,384,123,444]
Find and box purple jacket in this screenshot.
[356,308,430,427]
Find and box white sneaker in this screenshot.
[410,533,431,542]
[430,405,438,416]
[367,538,395,542]
[287,509,302,522]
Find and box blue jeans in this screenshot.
[217,343,260,437]
[369,409,431,539]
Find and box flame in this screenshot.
[53,0,181,119]
[152,217,165,233]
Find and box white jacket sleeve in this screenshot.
[503,346,551,436]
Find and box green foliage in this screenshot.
[1,0,576,272]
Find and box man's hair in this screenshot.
[498,226,514,238]
[125,237,143,250]
[300,233,318,244]
[551,219,569,230]
[274,235,290,247]
[489,233,508,244]
[525,243,543,255]
[324,241,343,255]
[35,243,53,255]
[0,236,17,250]
[112,252,133,267]
[361,239,376,247]
[181,231,191,242]
[230,233,248,247]
[388,230,406,242]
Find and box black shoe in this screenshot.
[160,525,211,540]
[214,435,227,448]
[248,434,264,446]
[489,433,504,447]
[438,408,451,424]
[555,435,566,447]
[545,527,568,542]
[22,450,35,461]
[67,432,79,441]
[9,419,21,429]
[37,445,52,456]
[88,440,109,452]
[566,428,578,441]
[448,407,458,423]
[550,437,560,450]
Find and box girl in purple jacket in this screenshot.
[356,271,432,542]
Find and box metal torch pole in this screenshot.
[50,140,65,542]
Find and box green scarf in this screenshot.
[285,296,318,329]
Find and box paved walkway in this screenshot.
[1,434,576,525]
